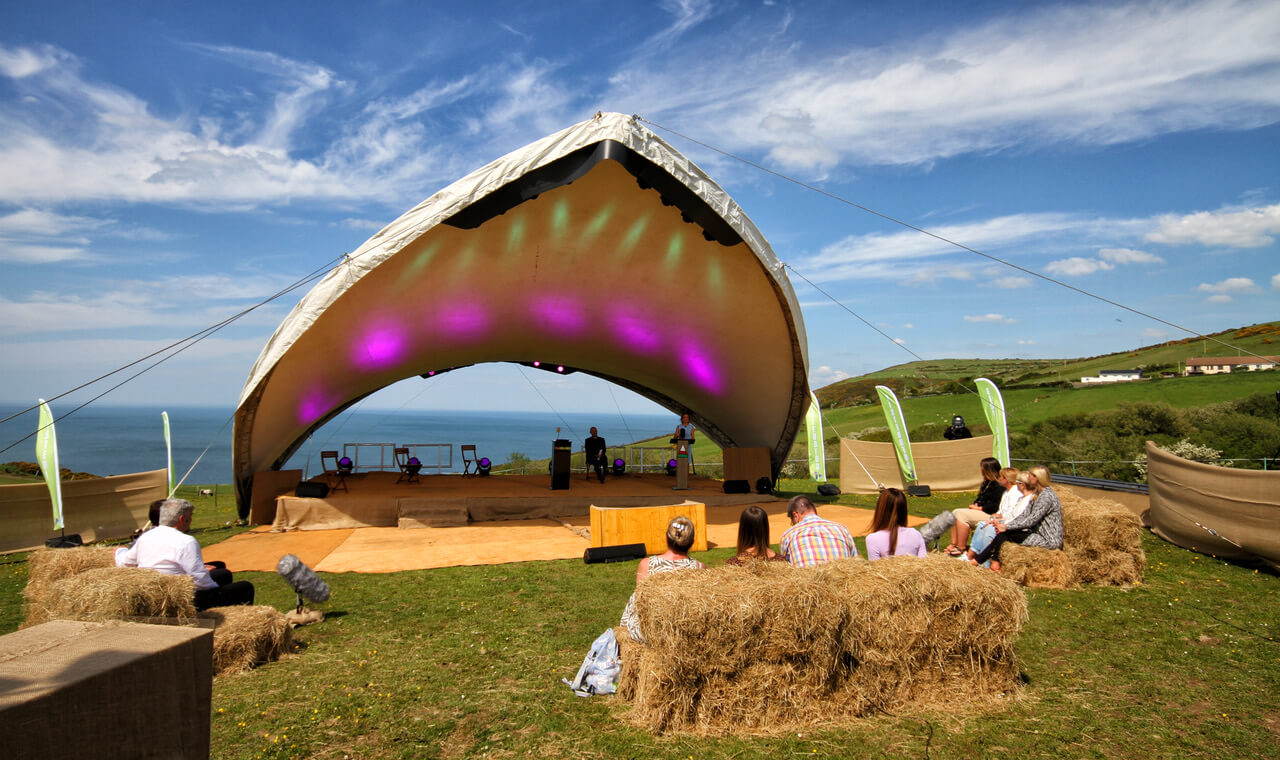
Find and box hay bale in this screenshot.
[199,605,292,675]
[24,546,117,599]
[998,493,1145,589]
[23,567,196,628]
[618,554,1027,735]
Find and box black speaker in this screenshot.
[907,484,931,497]
[723,479,750,494]
[551,438,571,490]
[817,483,841,497]
[45,534,83,548]
[583,543,648,564]
[755,477,773,494]
[296,481,330,498]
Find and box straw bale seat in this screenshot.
[1000,492,1144,589]
[615,555,1027,735]
[21,547,289,674]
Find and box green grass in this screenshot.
[2,481,1277,758]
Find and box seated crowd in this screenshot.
[618,461,1065,636]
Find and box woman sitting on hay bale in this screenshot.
[968,471,1033,567]
[725,506,785,565]
[966,465,1062,573]
[619,516,704,643]
[865,488,927,560]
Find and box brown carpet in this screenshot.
[204,502,926,574]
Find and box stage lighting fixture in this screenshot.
[337,456,354,474]
[665,458,677,476]
[406,456,422,477]
[418,365,472,380]
[533,360,541,367]
[478,457,492,476]
[557,365,565,372]
[612,458,625,476]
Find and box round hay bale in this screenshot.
[24,567,195,628]
[618,554,1028,735]
[198,605,292,675]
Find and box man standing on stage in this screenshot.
[585,426,608,483]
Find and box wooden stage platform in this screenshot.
[266,472,774,531]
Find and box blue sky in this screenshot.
[1,0,1277,418]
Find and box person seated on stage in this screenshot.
[779,495,858,568]
[865,487,927,561]
[944,415,973,440]
[115,498,254,610]
[726,505,785,565]
[942,457,1004,556]
[965,465,1063,573]
[584,426,608,484]
[619,516,704,643]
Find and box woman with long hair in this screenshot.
[865,488,927,560]
[726,505,784,565]
[943,456,1004,556]
[967,465,1063,573]
[619,515,705,642]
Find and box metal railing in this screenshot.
[402,443,453,473]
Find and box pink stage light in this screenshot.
[351,323,408,370]
[530,295,585,336]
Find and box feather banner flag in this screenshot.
[975,378,1010,467]
[36,399,64,531]
[162,411,174,495]
[805,391,827,481]
[875,385,917,482]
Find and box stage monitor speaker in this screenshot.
[755,477,773,494]
[583,543,648,564]
[723,479,750,494]
[907,484,931,497]
[296,481,330,498]
[817,483,841,497]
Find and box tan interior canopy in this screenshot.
[233,113,810,514]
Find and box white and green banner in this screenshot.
[36,399,64,531]
[162,410,174,495]
[975,377,1010,466]
[805,391,827,481]
[875,385,916,482]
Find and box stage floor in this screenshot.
[269,471,772,531]
[206,501,925,574]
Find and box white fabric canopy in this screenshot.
[233,113,809,512]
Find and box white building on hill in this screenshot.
[1184,356,1279,375]
[1080,369,1142,384]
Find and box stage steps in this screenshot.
[397,497,469,528]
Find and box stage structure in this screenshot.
[233,113,810,516]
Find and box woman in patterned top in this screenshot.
[619,515,705,643]
[966,465,1063,573]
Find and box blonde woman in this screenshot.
[967,465,1063,573]
[619,516,704,643]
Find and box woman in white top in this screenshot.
[619,515,704,643]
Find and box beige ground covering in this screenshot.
[1145,441,1280,569]
[207,502,922,573]
[839,436,993,494]
[616,555,1027,735]
[0,469,165,553]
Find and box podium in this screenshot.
[551,438,571,490]
[673,439,691,490]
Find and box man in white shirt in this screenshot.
[116,498,254,610]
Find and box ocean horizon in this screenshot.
[0,402,676,485]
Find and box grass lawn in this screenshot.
[2,482,1277,758]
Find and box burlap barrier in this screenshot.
[1145,441,1280,569]
[0,470,165,553]
[839,436,993,494]
[616,555,1026,735]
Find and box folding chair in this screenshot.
[321,450,348,493]
[461,445,479,477]
[395,447,421,484]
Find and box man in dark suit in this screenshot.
[584,427,607,483]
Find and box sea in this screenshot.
[0,403,675,485]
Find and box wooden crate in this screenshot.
[590,501,707,554]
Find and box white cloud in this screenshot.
[892,337,906,344]
[902,323,914,329]
[1046,257,1114,276]
[0,243,94,263]
[607,0,1280,170]
[991,276,1032,289]
[1098,247,1163,264]
[1272,272,1280,289]
[964,313,1016,324]
[1205,293,1234,303]
[1017,339,1036,345]
[1146,203,1280,248]
[809,365,850,387]
[1197,276,1260,303]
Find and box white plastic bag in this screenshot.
[562,628,620,697]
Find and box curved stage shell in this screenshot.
[233,113,810,513]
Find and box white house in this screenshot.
[1081,369,1143,384]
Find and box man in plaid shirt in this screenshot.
[779,495,858,567]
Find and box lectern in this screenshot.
[672,439,691,491]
